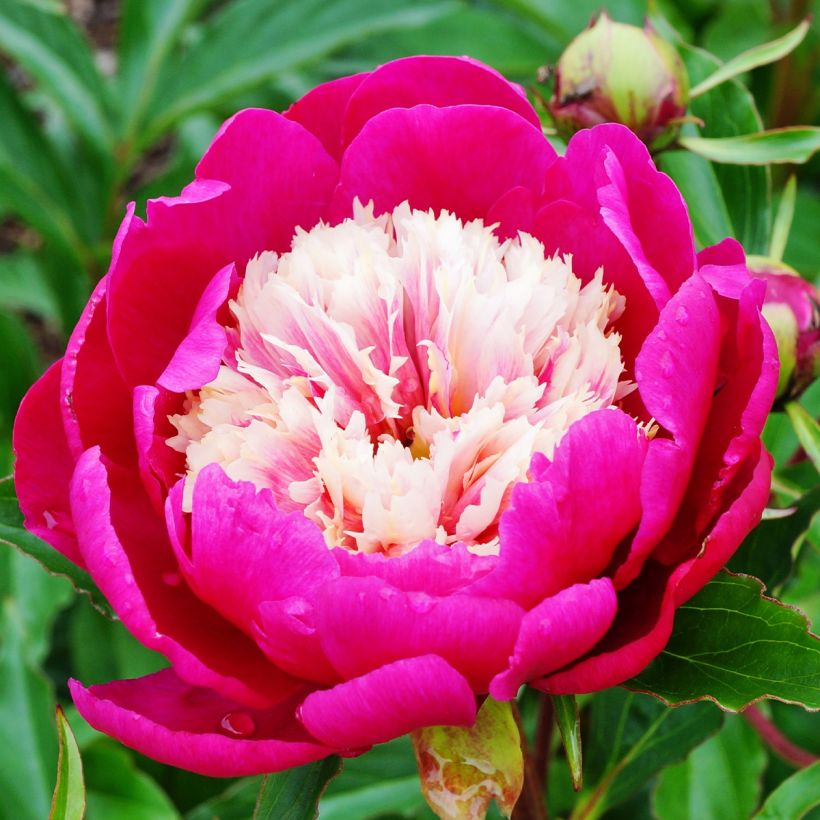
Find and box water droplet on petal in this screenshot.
[42,510,57,529]
[162,572,182,586]
[675,305,689,326]
[660,351,674,377]
[220,711,255,738]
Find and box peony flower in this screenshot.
[549,12,689,151]
[14,55,777,777]
[748,258,819,401]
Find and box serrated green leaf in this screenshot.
[652,714,765,820]
[553,695,582,792]
[690,19,810,98]
[755,759,820,819]
[680,127,820,166]
[0,477,113,618]
[253,756,341,820]
[680,43,770,254]
[770,176,797,263]
[50,708,85,820]
[786,403,820,475]
[627,572,820,711]
[576,690,723,817]
[658,150,734,248]
[728,487,820,590]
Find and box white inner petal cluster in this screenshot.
[168,202,628,556]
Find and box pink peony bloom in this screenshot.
[14,56,778,777]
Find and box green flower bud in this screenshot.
[549,12,689,150]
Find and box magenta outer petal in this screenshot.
[70,448,300,709]
[537,448,772,694]
[298,655,477,750]
[133,385,185,509]
[474,409,646,608]
[107,111,338,387]
[557,125,695,305]
[157,262,234,392]
[69,670,331,778]
[12,362,81,565]
[340,55,541,149]
[490,579,618,701]
[330,104,556,223]
[613,274,722,588]
[60,277,135,468]
[284,72,369,160]
[315,575,523,691]
[333,539,496,595]
[655,280,778,565]
[175,466,338,635]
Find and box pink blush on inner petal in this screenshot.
[168,201,629,556]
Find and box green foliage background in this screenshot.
[0,0,818,818]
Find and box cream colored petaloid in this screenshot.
[168,202,629,556]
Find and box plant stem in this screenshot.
[743,705,819,768]
[512,704,548,820]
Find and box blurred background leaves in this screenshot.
[0,0,818,818]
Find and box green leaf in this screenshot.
[185,777,262,820]
[690,19,810,98]
[770,175,797,263]
[0,477,113,618]
[553,695,583,791]
[0,252,61,320]
[575,690,723,817]
[652,714,766,820]
[679,43,771,254]
[50,708,86,820]
[144,0,456,145]
[786,402,820,475]
[627,572,820,711]
[680,127,820,166]
[253,756,342,820]
[69,600,166,685]
[0,548,74,819]
[116,0,200,153]
[319,735,429,819]
[728,487,820,590]
[82,740,179,820]
[0,311,41,440]
[658,150,734,248]
[0,0,114,153]
[755,759,820,819]
[0,71,85,262]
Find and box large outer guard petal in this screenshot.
[536,447,772,693]
[70,669,331,777]
[70,448,300,709]
[13,361,81,565]
[107,111,338,387]
[298,655,477,750]
[330,104,556,223]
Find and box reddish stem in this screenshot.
[512,704,549,820]
[743,705,819,768]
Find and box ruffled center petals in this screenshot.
[168,202,629,558]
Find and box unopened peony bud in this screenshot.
[749,256,820,402]
[549,12,689,150]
